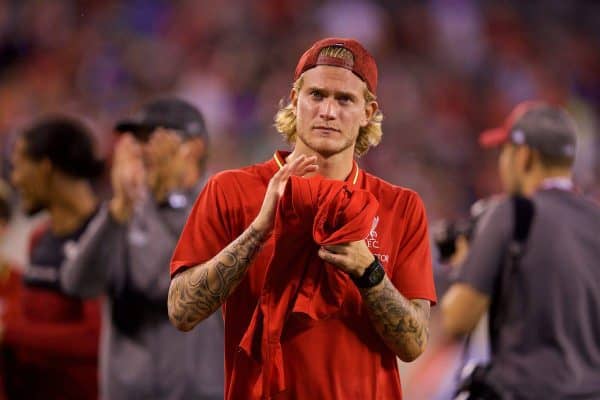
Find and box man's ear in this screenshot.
[40,158,54,178]
[181,138,206,165]
[362,100,378,128]
[523,147,538,172]
[290,88,299,115]
[512,146,528,173]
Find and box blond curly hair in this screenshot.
[274,47,383,157]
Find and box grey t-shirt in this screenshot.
[457,189,600,399]
[61,189,224,400]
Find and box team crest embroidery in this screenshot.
[370,216,379,240]
[366,216,389,263]
[366,216,379,249]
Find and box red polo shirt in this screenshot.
[171,151,436,400]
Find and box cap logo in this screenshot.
[511,129,526,144]
[135,111,147,123]
[563,144,575,157]
[187,122,201,134]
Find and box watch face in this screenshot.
[369,266,385,285]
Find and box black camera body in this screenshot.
[433,197,496,263]
[432,219,474,263]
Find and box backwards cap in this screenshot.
[294,37,378,95]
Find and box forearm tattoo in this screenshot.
[361,277,430,361]
[168,225,267,331]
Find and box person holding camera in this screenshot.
[441,102,600,399]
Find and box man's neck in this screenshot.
[48,180,97,235]
[287,147,354,181]
[521,168,572,196]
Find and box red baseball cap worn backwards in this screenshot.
[294,37,378,95]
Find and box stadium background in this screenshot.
[0,0,599,398]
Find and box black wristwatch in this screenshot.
[351,256,386,289]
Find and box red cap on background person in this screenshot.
[479,101,577,160]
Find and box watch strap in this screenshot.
[351,256,385,288]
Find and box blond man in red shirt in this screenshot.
[168,37,436,399]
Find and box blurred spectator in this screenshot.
[3,117,103,400]
[442,103,600,399]
[60,99,224,400]
[0,178,18,400]
[1,0,598,216]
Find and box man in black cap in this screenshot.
[111,98,209,218]
[441,102,600,399]
[60,99,224,400]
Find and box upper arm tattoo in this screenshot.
[168,225,266,331]
[361,277,431,361]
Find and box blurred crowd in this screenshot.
[1,0,599,219]
[0,0,599,399]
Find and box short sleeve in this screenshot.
[170,176,236,277]
[391,192,437,304]
[456,198,512,296]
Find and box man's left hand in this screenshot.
[318,240,375,278]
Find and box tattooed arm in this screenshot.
[168,155,318,332]
[361,278,430,361]
[318,241,430,361]
[168,224,267,331]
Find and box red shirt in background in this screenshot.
[0,267,21,400]
[1,224,100,400]
[171,151,437,399]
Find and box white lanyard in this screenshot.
[538,177,574,192]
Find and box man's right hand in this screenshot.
[109,134,147,223]
[252,155,318,234]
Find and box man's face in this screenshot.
[292,65,376,158]
[141,128,187,200]
[10,138,51,215]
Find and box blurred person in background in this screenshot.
[60,98,224,400]
[0,178,18,400]
[442,102,600,399]
[0,179,16,312]
[2,117,103,399]
[168,37,436,399]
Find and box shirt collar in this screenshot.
[272,151,361,186]
[538,177,574,192]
